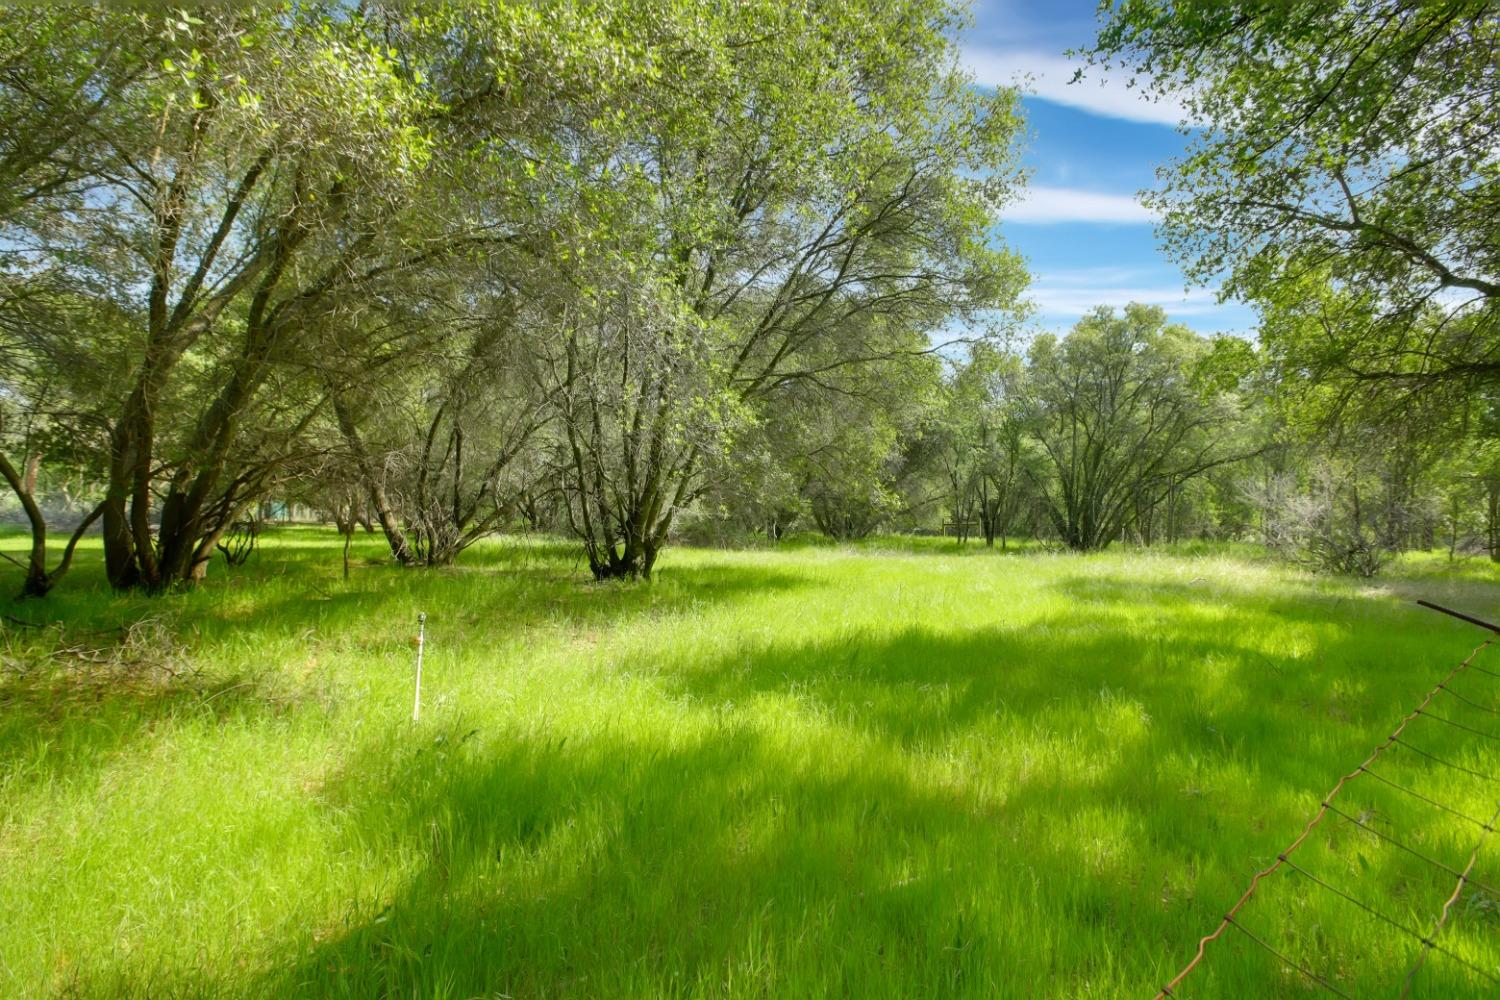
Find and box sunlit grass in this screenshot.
[2,528,1500,997]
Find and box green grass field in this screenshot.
[4,528,1500,998]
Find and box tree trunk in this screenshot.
[333,395,412,565]
[589,537,650,580]
[1487,480,1500,562]
[102,388,153,589]
[1,452,53,598]
[0,450,105,599]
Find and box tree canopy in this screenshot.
[4,1,1500,598]
[1090,0,1500,406]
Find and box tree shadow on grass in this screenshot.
[14,539,1500,996]
[0,661,294,793]
[261,696,1490,995]
[0,539,808,810]
[0,572,796,813]
[199,558,812,662]
[228,721,1154,999]
[4,529,811,680]
[651,570,1449,757]
[132,573,1500,998]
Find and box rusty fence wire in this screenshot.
[1155,601,1500,998]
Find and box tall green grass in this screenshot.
[2,528,1499,997]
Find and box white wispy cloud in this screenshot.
[1003,185,1153,225]
[1022,266,1226,319]
[963,48,1188,127]
[1028,284,1223,317]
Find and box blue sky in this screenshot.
[963,0,1256,336]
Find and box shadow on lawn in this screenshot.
[203,576,1500,997]
[4,527,811,672]
[244,721,1118,998]
[0,532,805,818]
[0,663,290,792]
[653,569,1460,754]
[14,537,1500,996]
[202,557,811,657]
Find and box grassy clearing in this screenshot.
[3,528,1500,997]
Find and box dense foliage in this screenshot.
[0,1,1027,591]
[4,1,1500,598]
[1091,0,1500,403]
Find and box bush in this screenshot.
[1251,463,1405,578]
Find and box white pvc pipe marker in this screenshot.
[412,612,427,722]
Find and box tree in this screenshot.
[1481,448,1500,563]
[0,0,1031,595]
[797,386,925,542]
[933,361,985,544]
[1445,401,1500,562]
[0,11,163,597]
[0,9,160,223]
[2,2,649,591]
[330,287,553,567]
[936,343,1032,548]
[0,282,126,598]
[0,429,103,599]
[1,6,448,590]
[1090,0,1500,406]
[542,0,1028,578]
[1241,347,1466,574]
[1022,304,1245,552]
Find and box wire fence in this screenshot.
[1154,600,1500,998]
